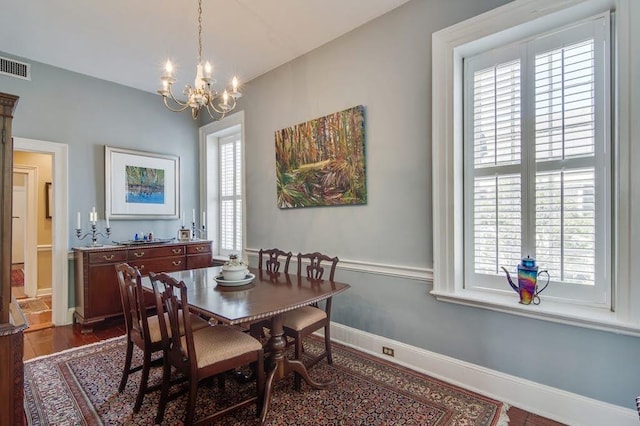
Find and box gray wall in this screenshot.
[236,0,640,410]
[0,53,199,246]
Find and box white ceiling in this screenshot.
[0,0,411,94]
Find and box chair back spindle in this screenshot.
[259,248,292,273]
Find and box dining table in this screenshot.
[141,265,350,424]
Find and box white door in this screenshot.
[12,172,26,264]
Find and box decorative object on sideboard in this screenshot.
[75,207,111,247]
[501,256,550,305]
[157,0,242,120]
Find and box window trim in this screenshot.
[431,0,637,335]
[199,111,246,259]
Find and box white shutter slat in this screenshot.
[536,169,595,285]
[474,175,521,274]
[535,38,595,162]
[473,60,521,168]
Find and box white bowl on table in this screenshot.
[221,264,249,281]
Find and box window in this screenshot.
[218,133,243,254]
[432,0,637,334]
[463,17,610,306]
[200,112,246,258]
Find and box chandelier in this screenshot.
[158,0,241,120]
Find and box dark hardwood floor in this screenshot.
[23,322,564,425]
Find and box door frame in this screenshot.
[14,137,69,325]
[12,165,38,298]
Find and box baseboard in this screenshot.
[35,288,52,298]
[328,322,637,426]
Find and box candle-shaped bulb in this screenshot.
[165,60,173,76]
[232,76,239,93]
[204,61,212,78]
[223,90,229,106]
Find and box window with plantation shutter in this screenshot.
[219,133,243,254]
[463,15,610,306]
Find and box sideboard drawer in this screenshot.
[88,250,128,264]
[128,245,185,260]
[129,256,186,276]
[187,243,211,254]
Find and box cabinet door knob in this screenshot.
[172,248,182,254]
[172,260,182,266]
[133,252,145,258]
[103,255,115,261]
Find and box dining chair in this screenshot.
[281,251,339,390]
[258,248,293,273]
[150,272,265,425]
[115,263,208,413]
[249,248,294,340]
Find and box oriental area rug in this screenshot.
[24,335,508,425]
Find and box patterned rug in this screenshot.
[11,268,24,287]
[24,336,508,425]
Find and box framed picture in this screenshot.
[274,105,367,208]
[45,182,52,219]
[105,146,180,220]
[178,228,191,241]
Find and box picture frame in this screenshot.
[177,228,191,241]
[274,105,366,208]
[105,146,180,220]
[45,182,52,219]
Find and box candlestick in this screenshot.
[76,222,111,247]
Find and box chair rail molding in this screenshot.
[245,248,433,282]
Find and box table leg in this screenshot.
[260,314,333,423]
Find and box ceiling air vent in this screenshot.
[0,56,31,80]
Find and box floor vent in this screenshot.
[0,56,31,80]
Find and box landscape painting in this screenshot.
[105,146,179,220]
[125,166,165,204]
[275,105,366,208]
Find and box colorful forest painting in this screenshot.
[125,165,165,204]
[275,105,366,208]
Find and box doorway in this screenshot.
[11,167,38,301]
[13,137,69,326]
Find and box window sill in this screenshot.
[430,289,640,337]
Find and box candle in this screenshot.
[202,211,206,228]
[192,209,195,224]
[181,211,185,227]
[77,212,81,229]
[105,213,110,229]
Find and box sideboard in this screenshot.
[73,239,212,332]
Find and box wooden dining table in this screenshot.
[141,265,350,423]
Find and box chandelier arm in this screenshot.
[162,96,192,113]
[206,96,237,115]
[204,104,226,120]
